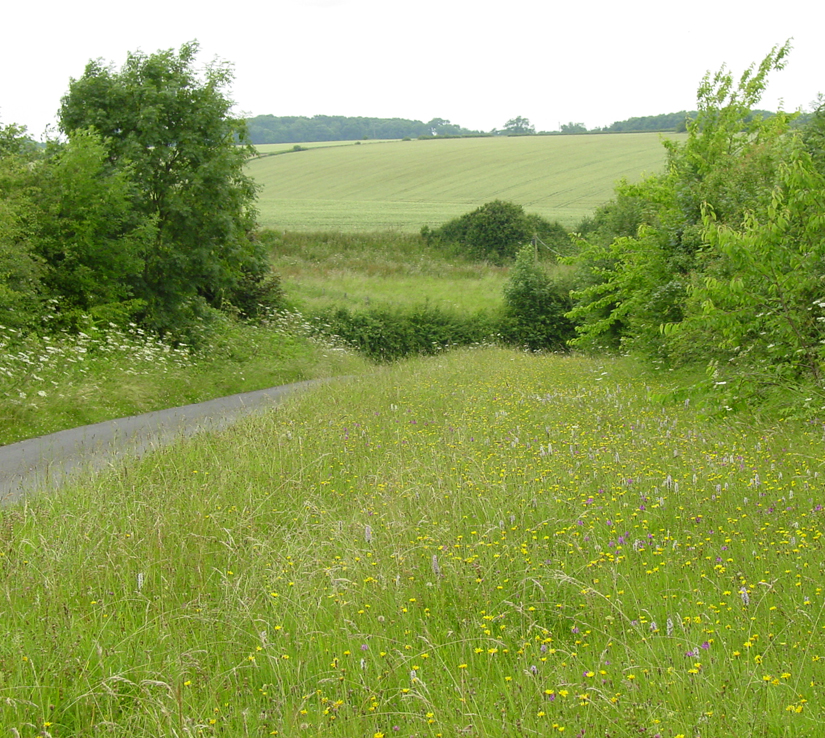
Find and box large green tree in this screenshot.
[58,41,266,335]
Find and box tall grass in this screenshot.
[264,231,508,314]
[3,348,823,736]
[0,311,368,444]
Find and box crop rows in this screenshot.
[247,133,684,231]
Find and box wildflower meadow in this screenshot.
[2,348,824,737]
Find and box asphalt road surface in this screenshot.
[0,381,314,506]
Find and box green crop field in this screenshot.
[252,140,394,157]
[247,133,686,232]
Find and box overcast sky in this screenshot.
[3,0,822,139]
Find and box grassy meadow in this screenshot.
[247,133,686,232]
[262,231,509,315]
[3,348,825,736]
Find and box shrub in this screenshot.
[312,304,497,362]
[224,268,285,321]
[502,245,576,351]
[423,200,571,263]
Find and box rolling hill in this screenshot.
[247,132,686,232]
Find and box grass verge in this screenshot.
[0,312,369,445]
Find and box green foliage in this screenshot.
[803,96,825,175]
[501,116,535,135]
[1,46,287,341]
[0,124,44,329]
[672,148,825,401]
[246,114,482,144]
[0,122,39,158]
[566,42,825,409]
[312,304,497,362]
[427,200,529,262]
[525,214,575,258]
[33,130,155,325]
[423,200,571,264]
[567,176,687,355]
[58,41,269,337]
[560,122,587,134]
[501,245,575,350]
[227,267,285,321]
[602,111,693,133]
[568,42,795,361]
[601,109,784,134]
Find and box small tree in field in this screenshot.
[503,245,575,350]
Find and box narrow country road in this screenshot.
[0,380,315,506]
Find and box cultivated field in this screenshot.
[4,349,823,736]
[252,140,394,157]
[247,133,686,232]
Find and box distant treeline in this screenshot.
[246,115,482,144]
[601,111,694,133]
[600,109,812,133]
[248,110,815,144]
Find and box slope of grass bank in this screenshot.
[0,313,369,445]
[3,348,824,736]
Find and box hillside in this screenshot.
[247,132,685,231]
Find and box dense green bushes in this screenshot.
[421,200,572,263]
[311,304,499,361]
[0,43,283,342]
[565,43,825,412]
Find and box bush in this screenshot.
[525,214,575,258]
[225,268,285,321]
[312,304,497,362]
[422,200,571,263]
[502,245,576,351]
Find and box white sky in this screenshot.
[3,0,822,140]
